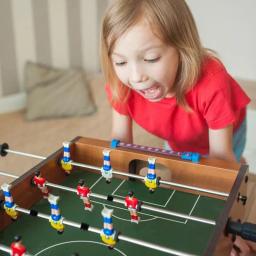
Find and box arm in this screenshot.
[208,124,237,162]
[111,109,133,143]
[209,126,255,255]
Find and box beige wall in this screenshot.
[187,0,256,81]
[0,0,255,111]
[187,0,256,171]
[0,0,108,99]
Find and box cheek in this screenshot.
[114,67,128,84]
[155,61,178,84]
[149,66,170,83]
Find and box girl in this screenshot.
[100,0,250,163]
[100,1,252,255]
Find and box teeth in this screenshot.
[142,85,160,99]
[137,84,161,100]
[143,85,157,93]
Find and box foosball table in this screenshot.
[0,136,252,256]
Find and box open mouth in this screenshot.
[139,84,162,100]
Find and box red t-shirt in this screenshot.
[106,58,250,154]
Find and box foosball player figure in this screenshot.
[144,157,161,193]
[1,183,18,220]
[10,235,26,256]
[48,194,64,234]
[33,170,49,199]
[101,149,113,183]
[60,141,73,175]
[76,179,93,211]
[124,191,142,224]
[100,206,118,248]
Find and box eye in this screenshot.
[114,61,127,66]
[144,57,160,63]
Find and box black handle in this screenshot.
[227,220,256,242]
[0,143,9,156]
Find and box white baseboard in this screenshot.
[0,92,26,113]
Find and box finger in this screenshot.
[233,244,241,255]
[230,248,238,256]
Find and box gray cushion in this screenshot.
[25,62,97,120]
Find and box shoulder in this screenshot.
[202,56,226,76]
[186,57,228,109]
[191,56,244,100]
[196,57,230,91]
[187,56,250,112]
[105,83,132,115]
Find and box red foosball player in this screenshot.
[33,170,49,199]
[11,235,26,256]
[76,179,93,211]
[124,191,142,224]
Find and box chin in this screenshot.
[145,96,163,102]
[144,92,167,102]
[136,89,166,102]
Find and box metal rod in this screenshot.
[0,171,216,226]
[0,171,18,179]
[46,181,216,226]
[118,234,197,256]
[140,204,215,225]
[15,206,196,256]
[6,149,46,160]
[71,161,229,197]
[3,149,229,197]
[0,243,33,256]
[0,244,11,253]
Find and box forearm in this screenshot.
[209,150,237,162]
[209,125,237,162]
[111,109,133,143]
[111,129,133,143]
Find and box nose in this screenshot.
[129,63,148,84]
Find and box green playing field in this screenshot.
[0,169,225,256]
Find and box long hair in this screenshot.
[100,0,210,108]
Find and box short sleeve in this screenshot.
[203,88,235,129]
[105,84,130,115]
[200,72,250,129]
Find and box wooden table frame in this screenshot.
[0,136,249,256]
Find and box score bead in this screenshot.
[181,152,200,163]
[110,139,120,149]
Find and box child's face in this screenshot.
[111,20,179,102]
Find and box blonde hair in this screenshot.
[100,0,209,108]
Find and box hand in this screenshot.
[230,236,254,256]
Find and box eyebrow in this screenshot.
[111,52,125,58]
[112,45,164,58]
